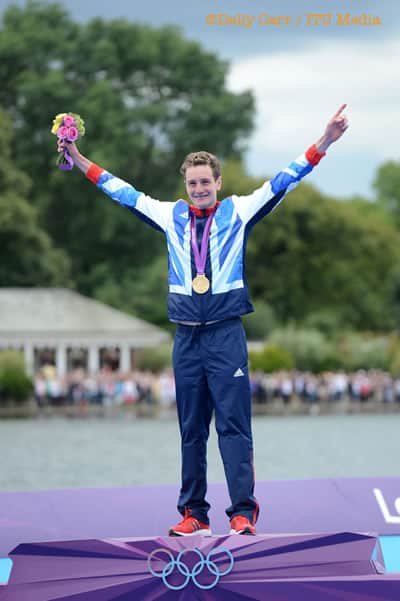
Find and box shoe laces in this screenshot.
[178,508,196,526]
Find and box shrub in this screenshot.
[269,327,334,372]
[249,344,294,373]
[135,345,172,372]
[0,350,33,405]
[337,333,391,371]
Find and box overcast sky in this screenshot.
[1,0,399,198]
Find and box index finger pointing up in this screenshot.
[333,103,347,118]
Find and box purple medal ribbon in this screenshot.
[190,209,216,276]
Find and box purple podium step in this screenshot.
[4,532,400,600]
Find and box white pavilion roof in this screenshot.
[0,288,170,346]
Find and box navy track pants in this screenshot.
[172,317,259,525]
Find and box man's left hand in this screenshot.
[324,103,349,143]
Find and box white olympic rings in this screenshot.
[147,546,234,590]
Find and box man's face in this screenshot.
[185,165,222,209]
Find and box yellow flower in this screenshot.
[51,113,67,135]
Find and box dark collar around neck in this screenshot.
[189,201,220,217]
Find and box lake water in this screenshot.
[0,413,399,492]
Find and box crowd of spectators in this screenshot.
[33,366,176,413]
[33,366,400,412]
[250,370,400,406]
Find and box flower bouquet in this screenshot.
[51,113,85,170]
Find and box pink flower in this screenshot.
[67,126,79,141]
[57,126,69,139]
[63,115,74,127]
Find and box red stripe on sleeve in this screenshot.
[305,144,326,166]
[86,163,104,184]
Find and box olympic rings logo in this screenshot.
[147,546,234,590]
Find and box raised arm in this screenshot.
[233,104,349,225]
[56,139,174,233]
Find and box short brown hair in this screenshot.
[180,151,221,180]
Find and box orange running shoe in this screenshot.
[229,515,256,535]
[168,509,211,536]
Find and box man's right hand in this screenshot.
[57,139,78,157]
[56,139,91,174]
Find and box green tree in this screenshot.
[0,1,254,299]
[373,160,400,224]
[0,106,71,285]
[242,301,278,341]
[246,182,400,330]
[92,255,170,330]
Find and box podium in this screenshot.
[4,531,400,600]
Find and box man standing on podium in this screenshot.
[57,104,349,536]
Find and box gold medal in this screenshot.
[192,274,210,294]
